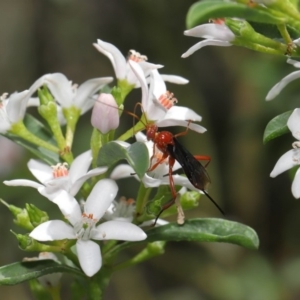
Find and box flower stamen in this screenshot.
[127,50,148,62]
[158,91,178,110]
[209,18,225,25]
[51,162,69,178]
[0,93,8,101]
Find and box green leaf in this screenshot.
[97,141,149,179]
[186,1,286,29]
[0,260,84,285]
[23,114,56,145]
[145,218,259,249]
[5,114,59,164]
[249,22,300,41]
[263,110,292,144]
[105,218,259,259]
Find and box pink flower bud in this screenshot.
[91,93,119,134]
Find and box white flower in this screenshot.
[93,39,162,87]
[266,59,300,100]
[0,91,30,133]
[29,179,147,277]
[28,73,113,123]
[270,108,300,198]
[4,150,107,200]
[182,22,235,58]
[129,61,206,134]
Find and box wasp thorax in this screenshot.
[51,162,69,178]
[127,49,148,62]
[158,91,178,110]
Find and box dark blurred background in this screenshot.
[1,0,300,299]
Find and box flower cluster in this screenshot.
[1,38,209,279]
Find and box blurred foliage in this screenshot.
[1,0,300,299]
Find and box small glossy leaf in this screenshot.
[23,114,56,144]
[106,218,259,259]
[186,1,286,29]
[263,110,292,144]
[97,141,149,179]
[145,218,259,249]
[0,260,84,285]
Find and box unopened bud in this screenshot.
[91,93,119,134]
[12,231,43,251]
[26,203,49,227]
[37,86,55,105]
[1,199,33,230]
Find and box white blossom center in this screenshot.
[127,49,148,62]
[51,162,69,178]
[73,213,98,241]
[158,90,178,110]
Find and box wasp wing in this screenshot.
[167,137,210,190]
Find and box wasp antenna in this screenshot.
[202,190,225,216]
[152,208,165,227]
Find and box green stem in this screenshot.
[48,286,61,300]
[112,241,166,272]
[133,183,152,223]
[10,121,59,153]
[63,106,81,149]
[117,119,146,141]
[116,80,135,104]
[38,103,74,163]
[91,128,102,168]
[233,38,286,55]
[277,24,293,45]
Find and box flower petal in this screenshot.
[142,174,165,188]
[70,167,108,197]
[74,77,113,114]
[85,179,118,219]
[51,191,82,225]
[184,24,235,41]
[69,150,92,183]
[287,108,300,140]
[128,60,149,109]
[164,106,202,122]
[76,239,101,277]
[160,74,189,85]
[266,70,300,100]
[140,218,169,227]
[3,179,43,189]
[292,168,300,198]
[6,91,30,123]
[110,164,135,180]
[287,58,300,68]
[182,40,232,58]
[27,159,53,183]
[94,39,127,80]
[270,149,299,177]
[156,119,207,133]
[93,220,147,241]
[44,73,74,107]
[30,220,75,241]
